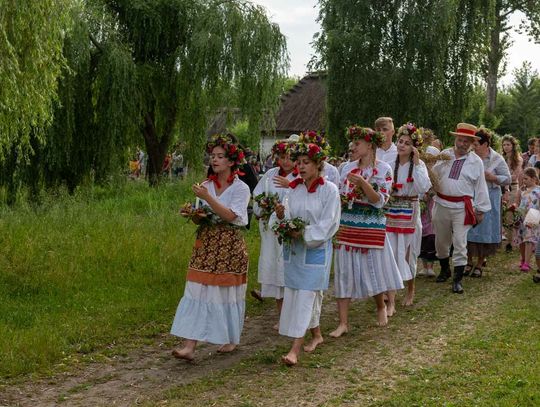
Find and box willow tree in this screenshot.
[0,0,71,160]
[481,1,540,117]
[78,0,288,185]
[313,0,492,150]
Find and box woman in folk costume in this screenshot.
[252,139,300,329]
[171,134,251,361]
[272,139,341,366]
[386,123,432,307]
[296,130,340,186]
[466,128,511,277]
[330,126,404,336]
[501,134,523,253]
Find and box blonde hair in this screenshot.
[374,117,394,129]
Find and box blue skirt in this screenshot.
[467,187,501,244]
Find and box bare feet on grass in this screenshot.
[281,353,298,366]
[329,324,349,338]
[171,348,195,361]
[386,301,396,317]
[303,336,323,353]
[217,344,236,353]
[377,306,388,327]
[402,291,414,307]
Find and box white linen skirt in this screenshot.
[333,237,404,299]
[170,281,246,345]
[261,283,285,299]
[386,222,422,282]
[279,287,323,338]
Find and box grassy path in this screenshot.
[1,252,538,406]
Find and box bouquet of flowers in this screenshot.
[502,201,523,229]
[272,217,308,245]
[341,181,380,209]
[254,192,280,225]
[179,202,220,226]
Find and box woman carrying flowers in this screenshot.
[170,134,251,361]
[330,126,403,336]
[272,138,341,366]
[252,138,300,328]
[386,124,432,307]
[501,134,523,252]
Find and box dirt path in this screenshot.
[0,260,525,407]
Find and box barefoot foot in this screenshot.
[386,302,396,317]
[273,323,279,331]
[303,336,323,353]
[329,324,349,338]
[402,292,414,307]
[171,347,195,361]
[217,344,237,353]
[281,354,297,366]
[377,307,388,327]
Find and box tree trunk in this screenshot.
[486,7,502,115]
[142,112,169,186]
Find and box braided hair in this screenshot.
[392,153,414,192]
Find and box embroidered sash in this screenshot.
[335,202,386,250]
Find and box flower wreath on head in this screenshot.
[299,130,331,157]
[346,125,385,148]
[271,140,292,157]
[397,122,423,148]
[290,141,327,163]
[206,134,246,167]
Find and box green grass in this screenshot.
[0,176,264,380]
[374,278,540,406]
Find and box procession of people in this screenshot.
[169,119,540,365]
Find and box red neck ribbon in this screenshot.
[289,176,325,193]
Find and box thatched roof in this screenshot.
[206,72,327,136]
[274,72,326,134]
[206,108,243,136]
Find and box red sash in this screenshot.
[436,192,477,226]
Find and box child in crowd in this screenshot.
[514,167,540,272]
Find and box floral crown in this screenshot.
[397,123,424,147]
[271,139,294,157]
[298,130,331,156]
[346,125,385,148]
[206,134,246,166]
[290,142,327,163]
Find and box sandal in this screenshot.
[533,273,540,283]
[463,264,473,277]
[471,267,483,278]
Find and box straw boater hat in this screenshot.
[449,123,479,139]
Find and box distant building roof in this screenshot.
[274,72,326,134]
[206,72,327,136]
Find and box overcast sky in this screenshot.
[252,1,540,86]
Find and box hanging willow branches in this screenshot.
[91,0,288,184]
[313,0,494,150]
[0,0,71,160]
[0,0,288,199]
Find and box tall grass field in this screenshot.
[0,176,262,379]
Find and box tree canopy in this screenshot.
[0,0,288,199]
[313,0,495,149]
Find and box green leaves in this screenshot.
[0,0,72,160]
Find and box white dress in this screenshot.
[323,161,340,187]
[170,177,250,345]
[274,178,341,338]
[386,160,432,281]
[334,160,404,298]
[252,167,299,299]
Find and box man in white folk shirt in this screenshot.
[374,116,398,164]
[431,123,491,294]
